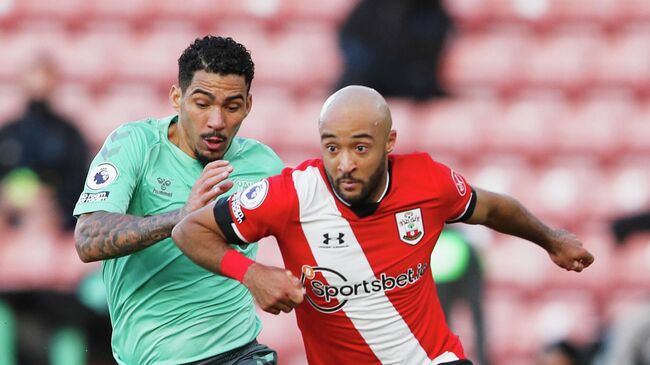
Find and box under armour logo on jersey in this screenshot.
[322,233,345,245]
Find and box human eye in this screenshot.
[194,99,210,108]
[356,145,368,153]
[226,104,242,112]
[326,145,337,153]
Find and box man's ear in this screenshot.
[386,130,397,154]
[170,85,181,112]
[244,93,253,117]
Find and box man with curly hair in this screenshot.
[73,36,296,365]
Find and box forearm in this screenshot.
[75,210,185,262]
[474,191,556,252]
[171,216,231,273]
[172,212,303,315]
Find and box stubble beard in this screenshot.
[329,155,387,206]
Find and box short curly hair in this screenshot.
[178,36,255,92]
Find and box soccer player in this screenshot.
[73,36,297,365]
[172,85,595,365]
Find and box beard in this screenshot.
[328,155,387,206]
[193,132,229,167]
[194,151,214,167]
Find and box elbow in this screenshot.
[171,224,185,251]
[74,223,96,263]
[77,252,94,263]
[75,242,94,263]
[172,218,197,256]
[74,241,95,263]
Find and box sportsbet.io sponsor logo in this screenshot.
[300,263,429,313]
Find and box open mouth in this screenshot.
[203,136,226,151]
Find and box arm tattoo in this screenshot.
[75,209,186,262]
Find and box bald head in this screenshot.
[318,86,397,205]
[319,85,392,137]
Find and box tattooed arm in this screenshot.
[74,160,234,262]
[75,210,184,262]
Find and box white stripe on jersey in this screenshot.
[292,167,434,365]
[432,351,460,364]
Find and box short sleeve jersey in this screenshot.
[213,153,476,365]
[73,116,284,365]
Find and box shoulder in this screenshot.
[390,152,467,196]
[117,118,162,140]
[236,137,278,156]
[104,117,167,147]
[259,160,321,206]
[277,159,323,190]
[94,117,170,165]
[234,137,284,172]
[390,152,437,171]
[261,159,321,185]
[289,159,322,174]
[392,152,455,173]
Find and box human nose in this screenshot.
[338,151,356,174]
[207,109,225,130]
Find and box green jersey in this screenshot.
[73,116,283,365]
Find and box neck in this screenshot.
[369,168,390,203]
[168,117,195,158]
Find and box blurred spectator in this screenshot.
[536,340,585,365]
[0,53,90,232]
[596,211,650,365]
[596,304,650,365]
[431,228,490,365]
[335,0,453,100]
[0,54,110,365]
[611,210,650,244]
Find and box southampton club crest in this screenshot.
[395,208,424,245]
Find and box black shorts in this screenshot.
[183,340,277,365]
[441,360,473,365]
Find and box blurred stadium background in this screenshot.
[1,0,650,364]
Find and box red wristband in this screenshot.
[220,250,255,282]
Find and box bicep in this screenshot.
[464,187,497,225]
[192,201,225,238]
[173,201,231,272]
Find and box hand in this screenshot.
[184,160,234,214]
[243,263,304,315]
[547,229,595,272]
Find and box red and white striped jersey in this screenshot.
[213,152,476,365]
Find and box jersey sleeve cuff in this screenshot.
[73,201,126,218]
[446,188,477,223]
[213,197,251,246]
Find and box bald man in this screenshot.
[172,86,594,365]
